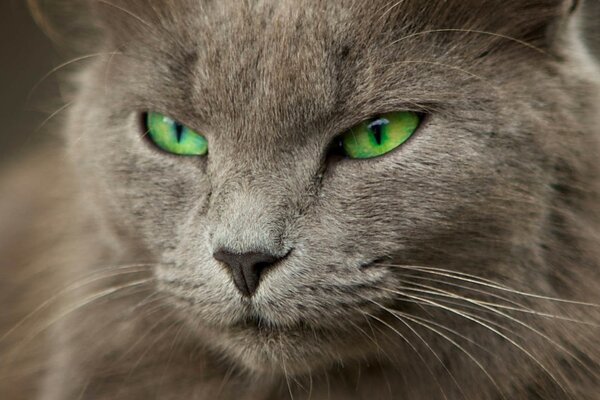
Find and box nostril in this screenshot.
[254,261,271,275]
[213,249,285,297]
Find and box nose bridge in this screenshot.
[207,139,320,255]
[209,181,288,255]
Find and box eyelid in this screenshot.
[140,111,205,134]
[338,111,426,138]
[367,118,390,130]
[335,107,428,136]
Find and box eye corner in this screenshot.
[326,137,347,159]
[139,111,151,139]
[140,110,149,127]
[414,110,429,124]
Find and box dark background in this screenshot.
[0,1,57,167]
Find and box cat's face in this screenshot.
[68,0,591,374]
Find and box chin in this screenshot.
[198,320,377,376]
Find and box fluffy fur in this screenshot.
[2,0,600,399]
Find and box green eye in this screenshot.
[145,112,208,156]
[339,111,421,159]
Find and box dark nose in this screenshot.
[213,250,282,297]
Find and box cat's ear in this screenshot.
[27,0,161,51]
[378,0,584,56]
[27,0,103,53]
[534,0,583,50]
[456,0,584,56]
[469,0,582,51]
[86,1,162,43]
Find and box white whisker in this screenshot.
[95,1,153,29]
[357,298,451,400]
[381,263,600,307]
[397,279,600,380]
[0,265,153,344]
[27,52,122,103]
[392,307,507,400]
[388,28,548,55]
[8,278,154,363]
[378,286,574,398]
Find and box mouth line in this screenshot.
[230,313,307,334]
[162,289,309,333]
[228,305,343,337]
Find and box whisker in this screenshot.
[95,1,153,29]
[404,291,576,394]
[388,28,548,55]
[103,50,121,98]
[346,310,387,354]
[215,364,235,399]
[397,280,600,379]
[279,337,295,400]
[307,365,314,400]
[359,296,465,399]
[159,321,187,386]
[26,52,122,103]
[119,311,179,388]
[356,300,451,400]
[36,102,73,132]
[0,264,153,344]
[75,378,92,400]
[377,286,574,398]
[130,291,168,313]
[116,304,175,365]
[398,276,600,326]
[374,0,408,24]
[399,273,535,310]
[352,309,415,372]
[381,263,600,307]
[390,307,507,400]
[7,278,154,363]
[381,263,512,288]
[381,60,500,92]
[391,309,494,355]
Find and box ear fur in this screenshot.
[364,0,583,54]
[26,0,169,51]
[89,0,160,41]
[543,0,584,53]
[26,0,100,52]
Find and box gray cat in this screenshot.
[1,0,600,399]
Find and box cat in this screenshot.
[1,0,600,399]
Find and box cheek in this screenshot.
[123,168,210,252]
[78,125,212,252]
[315,127,541,258]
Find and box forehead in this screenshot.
[112,2,356,143]
[107,0,560,42]
[186,1,346,131]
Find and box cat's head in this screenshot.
[61,0,599,375]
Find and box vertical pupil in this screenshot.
[372,125,382,145]
[368,118,388,146]
[174,123,184,143]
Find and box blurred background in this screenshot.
[0,1,58,168]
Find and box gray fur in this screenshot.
[2,0,600,399]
